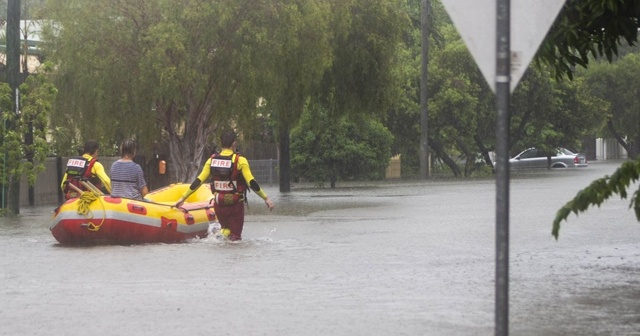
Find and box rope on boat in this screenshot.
[76,191,106,231]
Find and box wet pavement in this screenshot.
[1,160,639,335]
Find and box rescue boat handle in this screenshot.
[174,205,214,213]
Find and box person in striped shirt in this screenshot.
[110,139,148,200]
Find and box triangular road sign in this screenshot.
[441,0,566,93]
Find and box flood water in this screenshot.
[1,161,639,336]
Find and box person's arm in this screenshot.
[60,173,68,191]
[238,157,274,210]
[92,162,112,193]
[175,158,212,207]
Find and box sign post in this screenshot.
[440,1,566,334]
[494,1,510,334]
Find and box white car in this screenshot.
[509,147,588,169]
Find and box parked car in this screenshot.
[508,147,588,169]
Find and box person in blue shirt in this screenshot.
[110,139,148,200]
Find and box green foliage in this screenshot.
[291,105,394,187]
[41,0,353,182]
[510,65,606,155]
[540,0,640,79]
[19,64,58,184]
[42,0,278,179]
[581,53,640,157]
[0,85,15,187]
[427,25,487,175]
[32,0,635,192]
[318,0,409,120]
[260,0,333,132]
[389,9,608,177]
[553,158,640,239]
[0,63,57,188]
[384,0,449,177]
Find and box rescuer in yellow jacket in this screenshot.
[175,131,274,240]
[61,140,112,199]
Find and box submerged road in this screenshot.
[1,160,639,335]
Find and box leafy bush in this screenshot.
[291,105,393,187]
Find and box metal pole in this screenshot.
[495,0,510,335]
[419,0,431,179]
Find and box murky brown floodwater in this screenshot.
[1,161,639,336]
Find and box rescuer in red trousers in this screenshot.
[175,131,275,240]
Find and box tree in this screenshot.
[385,0,446,178]
[3,0,20,213]
[305,0,408,184]
[264,0,408,192]
[0,65,57,215]
[43,0,270,181]
[386,11,605,178]
[248,0,333,193]
[426,24,489,176]
[42,0,412,191]
[581,54,640,158]
[291,105,393,188]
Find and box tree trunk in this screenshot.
[607,119,634,159]
[164,102,215,183]
[475,135,495,172]
[429,136,461,177]
[278,127,291,192]
[455,138,473,177]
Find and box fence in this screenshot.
[19,157,280,207]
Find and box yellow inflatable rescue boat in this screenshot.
[50,183,215,245]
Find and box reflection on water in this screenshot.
[0,207,55,237]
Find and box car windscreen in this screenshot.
[558,148,575,155]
